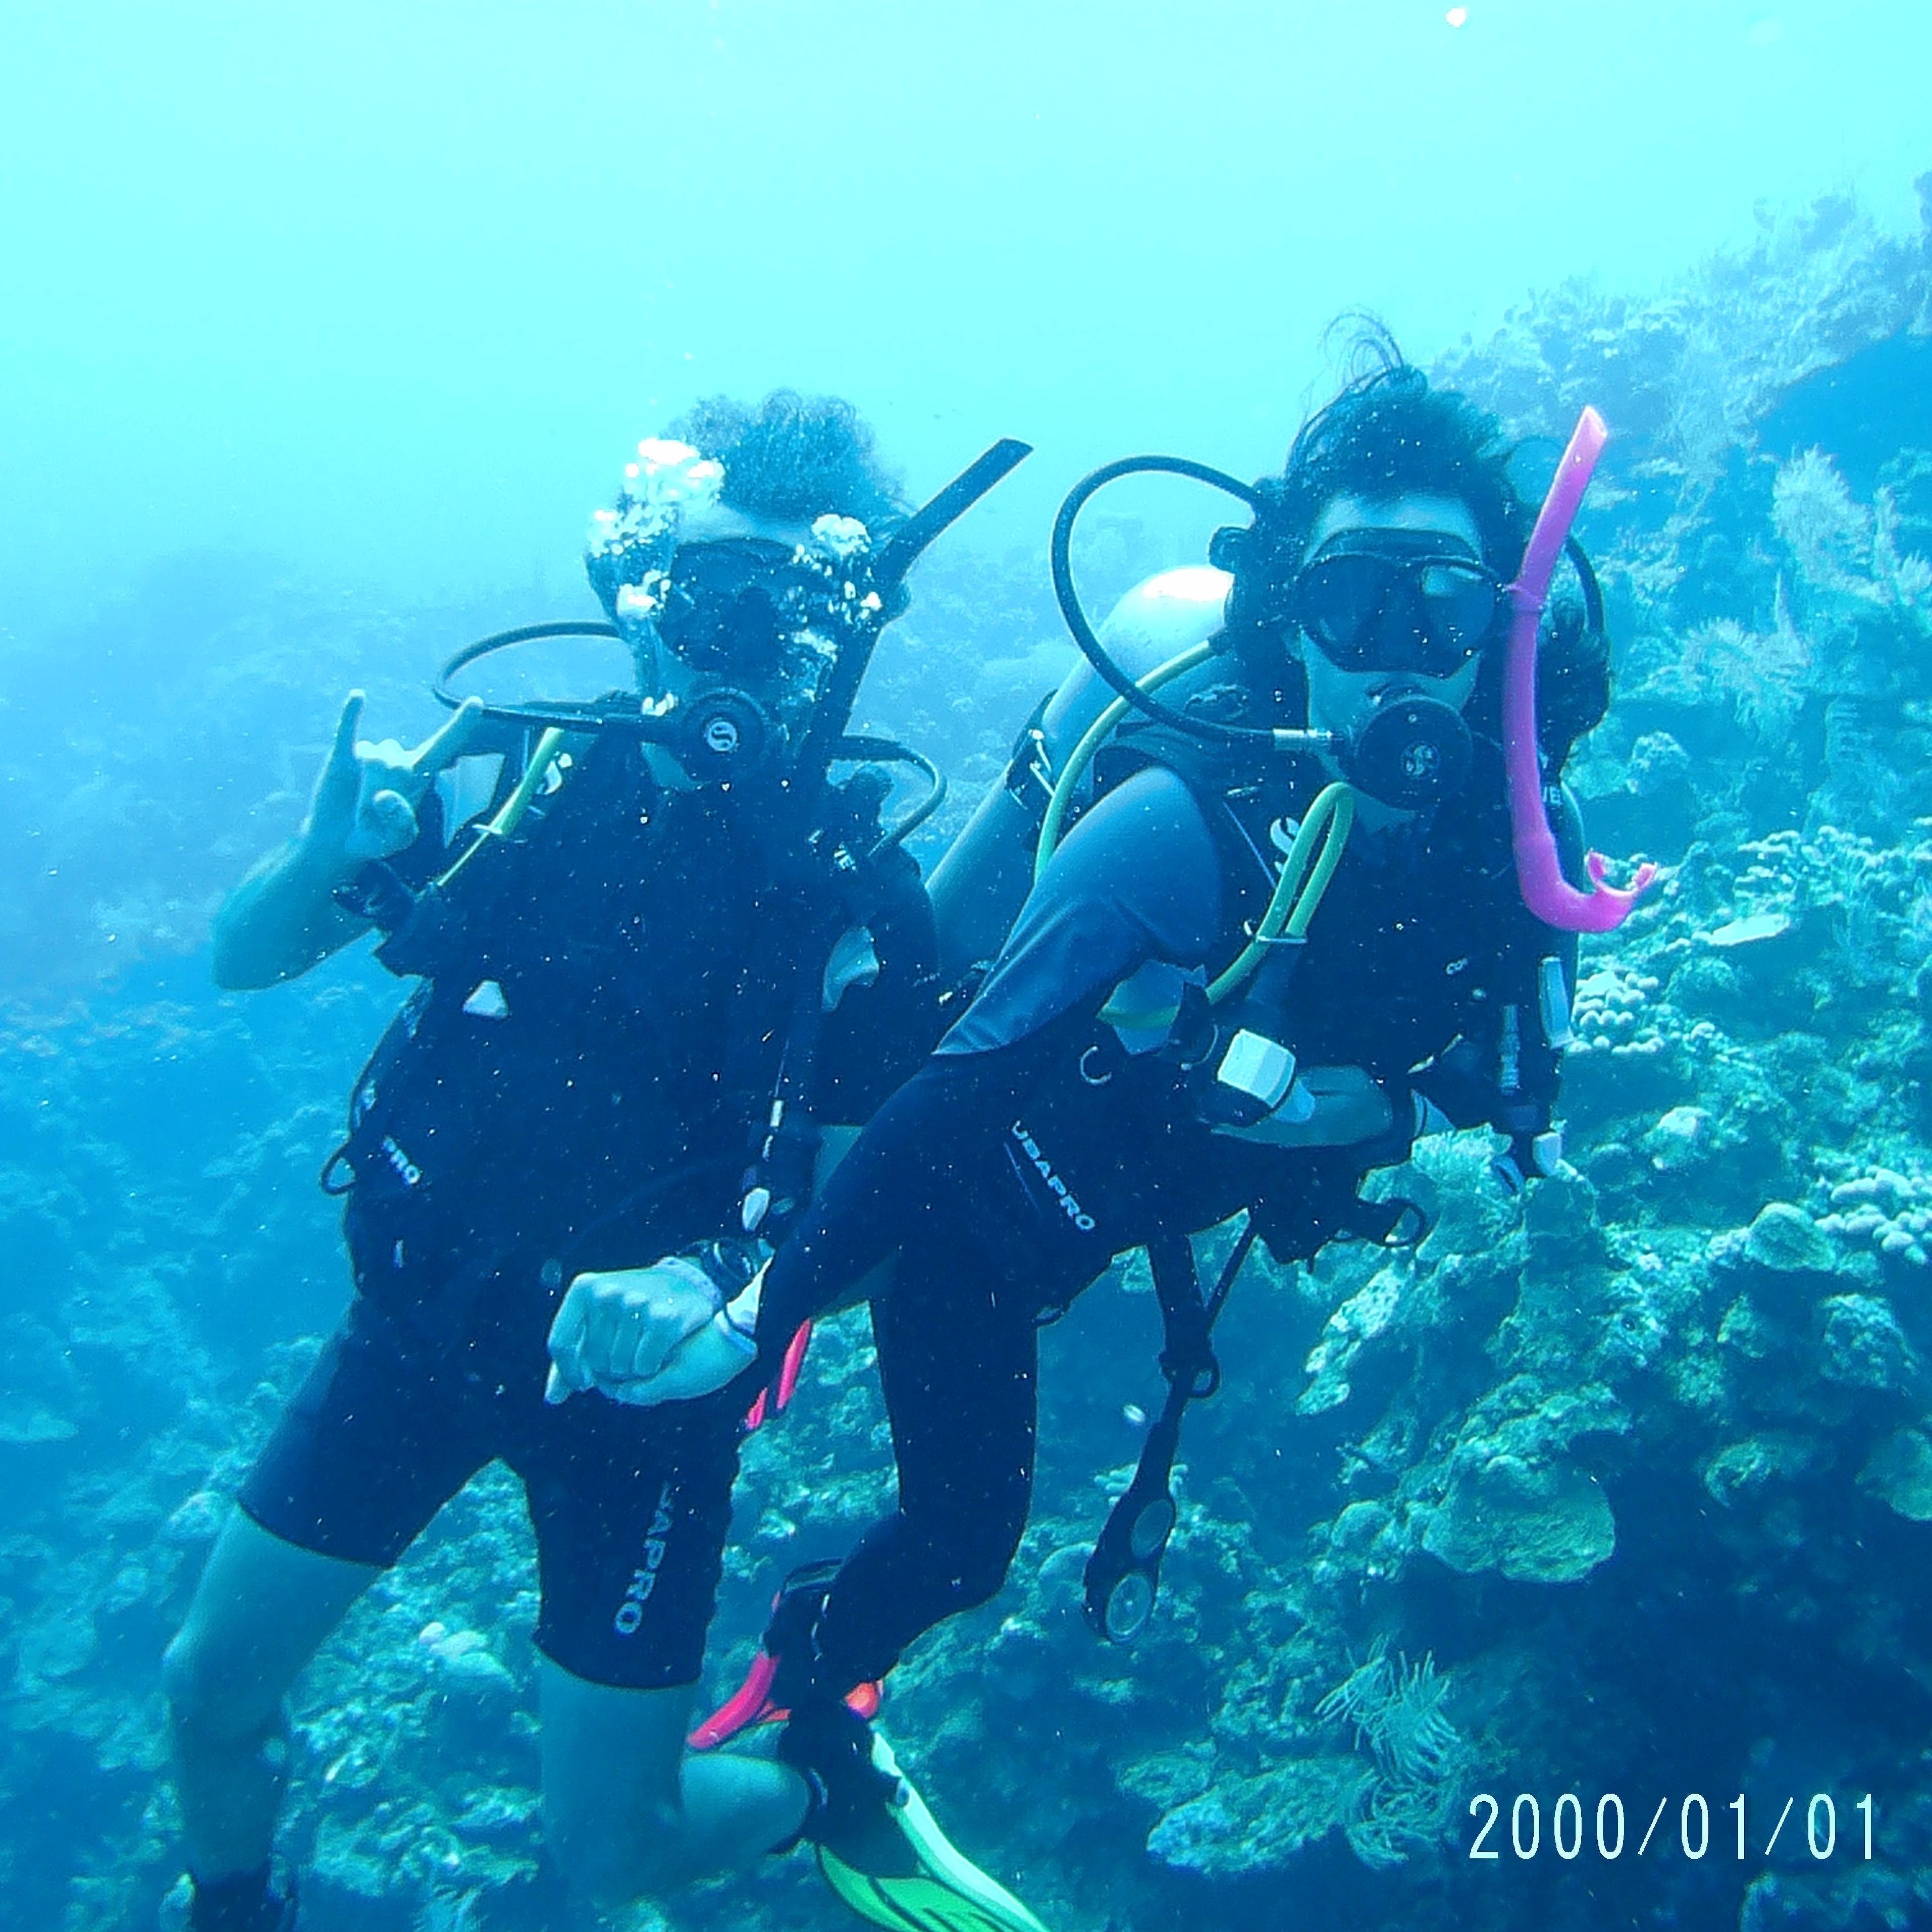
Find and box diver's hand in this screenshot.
[610,1281,760,1405]
[546,1266,764,1408]
[545,1258,727,1405]
[210,691,486,989]
[299,690,487,881]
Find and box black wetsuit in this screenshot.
[750,743,1574,1691]
[241,732,938,1689]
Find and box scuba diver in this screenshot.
[161,392,1045,1932]
[555,348,1642,1841]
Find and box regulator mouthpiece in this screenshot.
[1340,692,1473,812]
[673,687,780,779]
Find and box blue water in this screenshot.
[4,1,1927,613]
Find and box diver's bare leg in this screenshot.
[538,1659,810,1903]
[163,1510,380,1880]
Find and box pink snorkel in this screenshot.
[1504,406,1656,932]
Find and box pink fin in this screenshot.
[775,1320,813,1413]
[689,1650,780,1751]
[687,1650,881,1751]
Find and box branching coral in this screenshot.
[1726,824,1932,985]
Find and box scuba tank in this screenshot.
[927,563,1237,981]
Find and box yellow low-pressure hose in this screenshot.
[1030,647,1354,1030]
[1033,642,1217,887]
[435,726,570,891]
[1207,781,1353,1002]
[1097,782,1353,1033]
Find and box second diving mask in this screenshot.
[1046,454,1483,813]
[1289,531,1495,809]
[1046,415,1654,928]
[654,537,819,679]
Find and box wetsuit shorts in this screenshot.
[239,1229,744,1692]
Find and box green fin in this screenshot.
[817,1854,1042,1932]
[813,1732,1049,1932]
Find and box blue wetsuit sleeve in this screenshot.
[938,764,1222,1056]
[750,766,1222,1371]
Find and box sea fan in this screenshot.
[1773,447,1872,591]
[1679,601,1809,742]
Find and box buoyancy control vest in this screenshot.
[1113,710,1576,1113]
[989,665,1583,1274]
[324,729,941,1294]
[1040,706,1586,1645]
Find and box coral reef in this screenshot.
[17,180,1932,1932]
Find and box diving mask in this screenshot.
[651,540,840,782]
[1289,529,1501,678]
[655,537,819,676]
[586,446,847,780]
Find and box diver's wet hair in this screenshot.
[669,390,908,533]
[1257,331,1528,572]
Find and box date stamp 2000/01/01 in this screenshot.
[1468,1792,1875,1865]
